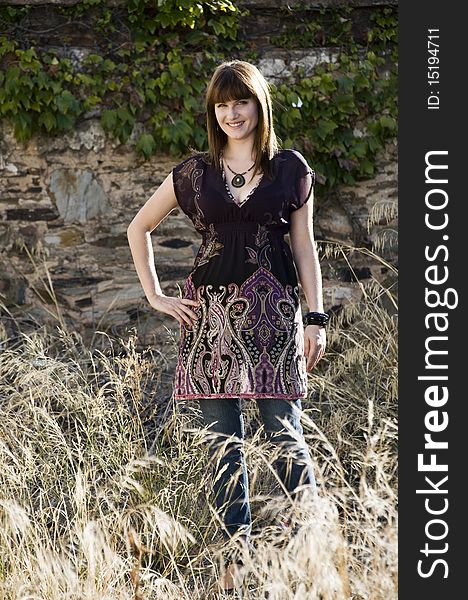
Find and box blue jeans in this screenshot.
[198,397,317,543]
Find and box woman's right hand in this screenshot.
[148,293,200,327]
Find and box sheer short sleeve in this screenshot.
[289,149,316,212]
[171,153,202,218]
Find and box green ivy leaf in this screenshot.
[55,90,79,114]
[5,67,20,93]
[55,113,76,131]
[83,95,102,109]
[379,115,397,131]
[315,119,338,140]
[13,111,33,141]
[0,2,396,186]
[361,158,375,176]
[136,132,156,159]
[116,106,134,124]
[38,111,56,132]
[101,109,117,130]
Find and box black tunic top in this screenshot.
[171,148,315,400]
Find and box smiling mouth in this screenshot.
[228,121,245,128]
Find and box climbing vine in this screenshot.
[0,1,397,189]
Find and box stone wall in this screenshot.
[0,0,398,350]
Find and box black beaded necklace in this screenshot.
[220,151,256,188]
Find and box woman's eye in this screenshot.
[216,100,247,107]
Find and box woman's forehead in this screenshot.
[212,79,253,103]
[214,96,252,104]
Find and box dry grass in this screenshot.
[0,242,397,599]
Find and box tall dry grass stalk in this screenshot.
[0,225,397,598]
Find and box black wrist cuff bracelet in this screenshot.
[303,311,329,327]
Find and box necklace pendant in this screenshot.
[232,174,245,188]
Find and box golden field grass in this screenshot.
[0,269,397,599]
[0,215,398,599]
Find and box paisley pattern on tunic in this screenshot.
[171,148,316,400]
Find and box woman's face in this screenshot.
[214,96,259,141]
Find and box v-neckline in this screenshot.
[220,166,265,208]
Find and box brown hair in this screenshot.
[204,60,280,180]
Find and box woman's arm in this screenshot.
[126,172,199,326]
[289,179,324,313]
[126,172,178,302]
[289,178,326,371]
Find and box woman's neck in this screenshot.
[222,138,256,163]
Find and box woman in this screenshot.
[127,60,328,593]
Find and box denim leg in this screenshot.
[198,398,252,541]
[256,398,317,499]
